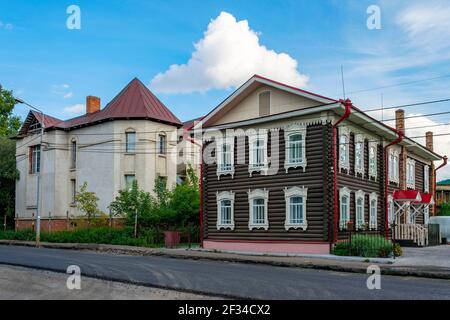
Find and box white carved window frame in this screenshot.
[424,165,430,193]
[216,191,235,230]
[354,134,365,176]
[387,194,394,228]
[284,186,308,230]
[369,192,378,230]
[339,187,351,229]
[338,126,350,171]
[248,188,269,230]
[355,190,365,230]
[368,141,378,180]
[248,130,268,176]
[406,158,415,189]
[284,124,307,173]
[216,136,235,179]
[388,149,400,184]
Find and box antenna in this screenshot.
[340,65,346,99]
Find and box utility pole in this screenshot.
[14,98,45,247]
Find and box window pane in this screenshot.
[289,196,303,224]
[159,134,166,154]
[71,141,77,169]
[288,134,303,163]
[221,199,232,224]
[125,175,135,190]
[253,198,265,224]
[126,132,136,152]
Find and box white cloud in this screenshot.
[0,21,13,30]
[52,84,73,99]
[150,11,308,93]
[63,103,84,115]
[63,92,73,98]
[397,2,450,50]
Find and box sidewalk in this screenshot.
[1,240,449,280]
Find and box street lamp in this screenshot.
[14,97,45,247]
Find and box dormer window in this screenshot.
[258,91,270,116]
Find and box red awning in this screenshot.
[393,190,422,202]
[416,192,434,204]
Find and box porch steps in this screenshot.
[394,239,422,248]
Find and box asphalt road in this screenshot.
[0,245,449,299]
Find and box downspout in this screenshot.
[384,129,403,239]
[332,99,352,244]
[183,126,204,247]
[434,156,448,215]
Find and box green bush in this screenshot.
[0,227,163,247]
[333,235,394,258]
[439,202,450,216]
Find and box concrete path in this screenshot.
[0,265,212,300]
[0,245,449,299]
[395,246,450,268]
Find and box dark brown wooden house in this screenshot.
[193,75,445,253]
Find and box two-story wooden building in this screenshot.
[194,75,444,254]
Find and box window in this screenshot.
[369,143,377,179]
[70,179,76,204]
[355,190,365,230]
[388,195,394,227]
[248,131,268,176]
[70,140,77,169]
[216,191,235,230]
[258,91,270,116]
[339,187,350,229]
[369,193,378,230]
[339,130,350,171]
[388,150,399,183]
[355,134,364,175]
[216,137,234,178]
[248,189,269,230]
[158,134,166,155]
[284,125,307,172]
[406,158,415,189]
[30,145,41,174]
[407,207,414,224]
[125,174,136,190]
[284,186,308,230]
[424,165,430,193]
[126,131,136,153]
[424,206,430,224]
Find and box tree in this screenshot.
[0,86,21,229]
[0,86,21,137]
[75,182,105,227]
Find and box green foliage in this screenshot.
[0,227,160,247]
[0,86,21,137]
[109,165,200,233]
[0,137,19,223]
[75,182,106,225]
[439,202,450,216]
[393,243,403,257]
[333,235,395,258]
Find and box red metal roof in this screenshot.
[416,192,434,204]
[55,78,182,129]
[393,190,422,202]
[18,78,182,136]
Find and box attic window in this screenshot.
[259,91,271,116]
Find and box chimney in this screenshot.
[86,96,100,114]
[426,131,433,151]
[395,109,405,134]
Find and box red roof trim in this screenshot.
[393,190,422,202]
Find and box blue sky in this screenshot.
[2,0,450,175]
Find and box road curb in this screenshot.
[1,240,449,280]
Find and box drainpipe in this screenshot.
[434,156,448,215]
[332,99,352,244]
[183,126,204,247]
[384,129,404,239]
